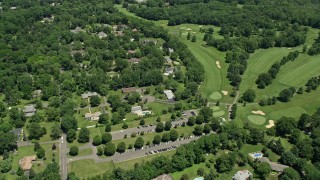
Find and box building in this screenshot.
[23,105,36,117]
[10,128,23,141]
[127,50,136,54]
[32,90,42,98]
[152,174,173,180]
[131,106,142,114]
[81,92,98,99]
[164,67,174,76]
[19,155,36,171]
[84,112,102,121]
[97,31,107,39]
[122,87,137,94]
[164,90,175,101]
[127,58,141,64]
[141,39,157,45]
[232,170,252,180]
[70,27,84,33]
[169,48,174,53]
[259,157,289,172]
[164,56,172,64]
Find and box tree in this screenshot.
[278,88,295,102]
[17,166,23,176]
[90,96,101,107]
[215,153,236,173]
[165,121,172,131]
[153,135,161,144]
[162,133,170,142]
[187,32,191,40]
[37,147,45,158]
[67,172,80,180]
[69,146,79,156]
[191,35,196,42]
[0,159,12,173]
[0,132,17,154]
[98,113,109,124]
[242,89,256,102]
[93,135,102,146]
[61,116,78,133]
[104,142,116,156]
[187,117,195,126]
[122,122,128,129]
[139,119,145,126]
[170,129,179,141]
[102,133,112,144]
[78,128,90,143]
[27,123,46,140]
[116,142,126,153]
[126,92,141,105]
[105,123,112,132]
[203,124,212,134]
[256,162,271,179]
[134,137,144,149]
[50,123,62,140]
[280,151,297,166]
[194,125,203,136]
[180,174,189,180]
[279,167,300,180]
[275,117,297,136]
[156,122,164,132]
[67,129,76,143]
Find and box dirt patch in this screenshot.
[252,110,266,116]
[221,91,228,96]
[215,61,221,69]
[266,120,275,128]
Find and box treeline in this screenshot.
[308,32,320,56]
[225,49,249,87]
[256,51,300,89]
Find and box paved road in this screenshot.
[17,140,59,147]
[68,136,200,163]
[111,110,196,140]
[60,134,68,180]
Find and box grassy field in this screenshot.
[69,150,176,179]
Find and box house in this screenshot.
[115,31,124,36]
[127,50,136,54]
[132,28,138,32]
[122,87,137,94]
[10,128,23,141]
[259,157,289,172]
[32,90,42,98]
[81,92,98,99]
[84,112,102,121]
[164,90,175,101]
[19,155,36,171]
[141,39,157,45]
[232,170,252,180]
[131,106,142,114]
[152,174,173,180]
[23,105,36,117]
[164,67,174,76]
[164,56,172,64]
[97,31,107,39]
[127,58,141,64]
[70,27,84,33]
[169,48,174,53]
[10,7,17,10]
[136,0,147,3]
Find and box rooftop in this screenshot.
[259,157,289,172]
[122,87,137,93]
[81,92,98,99]
[24,105,36,113]
[97,31,107,38]
[19,155,36,171]
[232,170,252,180]
[131,106,142,112]
[127,58,141,64]
[152,174,173,180]
[85,112,102,121]
[164,90,175,100]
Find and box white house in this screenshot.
[85,112,102,121]
[164,90,175,101]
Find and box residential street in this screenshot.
[60,134,68,180]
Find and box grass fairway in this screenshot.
[213,111,225,117]
[247,115,266,125]
[240,47,293,92]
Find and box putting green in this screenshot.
[211,106,220,111]
[209,92,222,100]
[213,111,225,117]
[247,115,266,125]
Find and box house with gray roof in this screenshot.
[232,170,252,180]
[164,67,174,76]
[164,90,175,101]
[259,157,289,172]
[23,105,36,117]
[97,31,107,39]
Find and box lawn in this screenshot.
[5,143,59,179]
[68,150,176,179]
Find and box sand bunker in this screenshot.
[266,120,275,128]
[186,28,192,31]
[221,91,228,96]
[252,110,266,116]
[216,61,221,69]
